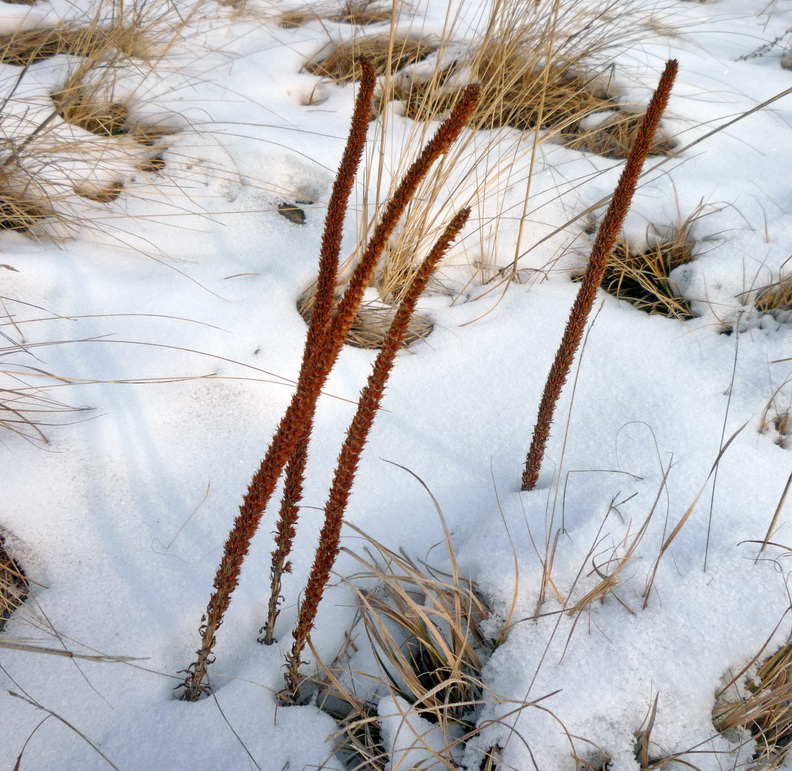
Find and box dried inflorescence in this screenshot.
[521,59,679,492]
[179,61,479,701]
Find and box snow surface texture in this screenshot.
[1,0,792,768]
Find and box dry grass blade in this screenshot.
[521,59,678,492]
[756,470,792,560]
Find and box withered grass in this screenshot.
[756,276,792,324]
[305,36,436,82]
[593,213,699,320]
[297,291,434,350]
[715,641,792,770]
[280,0,393,28]
[0,535,28,633]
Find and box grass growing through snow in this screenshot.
[715,640,792,770]
[298,0,678,349]
[301,509,520,770]
[0,533,28,634]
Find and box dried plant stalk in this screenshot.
[180,76,479,701]
[520,59,678,492]
[179,59,376,699]
[283,207,471,702]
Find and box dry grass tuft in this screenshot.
[52,87,131,137]
[305,35,437,82]
[586,213,699,321]
[755,276,792,324]
[280,0,393,28]
[0,533,28,633]
[0,23,150,67]
[0,186,52,232]
[301,518,507,769]
[389,60,676,159]
[715,641,792,769]
[297,289,433,349]
[74,181,124,202]
[760,384,792,448]
[566,109,676,159]
[783,50,792,70]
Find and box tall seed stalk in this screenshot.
[259,59,377,646]
[179,73,480,701]
[520,59,678,492]
[283,207,472,702]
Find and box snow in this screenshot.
[2,0,792,768]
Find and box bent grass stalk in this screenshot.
[179,78,479,701]
[520,59,678,492]
[282,207,471,702]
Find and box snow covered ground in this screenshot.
[2,0,792,768]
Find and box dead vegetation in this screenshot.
[389,58,675,159]
[755,276,792,324]
[279,0,393,28]
[298,520,512,770]
[297,289,434,349]
[581,213,699,320]
[0,22,151,67]
[715,641,792,770]
[304,35,437,82]
[0,533,28,633]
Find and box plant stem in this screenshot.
[521,59,678,492]
[283,207,471,701]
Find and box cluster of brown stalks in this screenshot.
[179,59,479,702]
[521,59,678,491]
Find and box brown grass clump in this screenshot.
[0,186,52,232]
[0,23,149,67]
[280,0,393,28]
[566,109,676,159]
[714,641,792,769]
[52,87,131,137]
[297,290,433,349]
[755,277,792,324]
[783,50,792,70]
[596,221,697,320]
[0,534,28,633]
[296,517,510,769]
[390,60,676,159]
[305,36,436,82]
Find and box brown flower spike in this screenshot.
[179,68,479,700]
[283,207,472,701]
[521,59,678,492]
